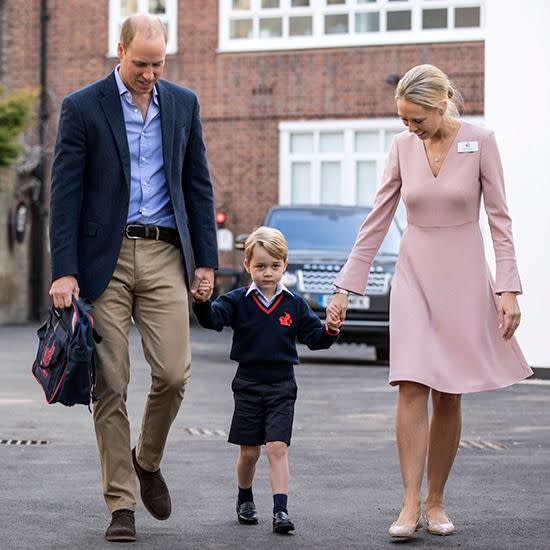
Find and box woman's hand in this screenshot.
[326,293,349,327]
[325,317,342,334]
[498,292,521,340]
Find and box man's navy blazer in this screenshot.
[49,72,218,301]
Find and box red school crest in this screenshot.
[279,312,293,327]
[42,344,55,367]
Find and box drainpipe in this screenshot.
[30,0,48,320]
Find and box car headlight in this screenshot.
[281,271,298,287]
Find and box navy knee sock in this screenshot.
[273,493,288,514]
[238,486,254,505]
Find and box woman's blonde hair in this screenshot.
[244,226,288,263]
[395,64,463,118]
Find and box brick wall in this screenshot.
[4,0,485,286]
[7,1,484,227]
[173,3,485,240]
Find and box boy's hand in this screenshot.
[326,294,348,328]
[326,303,343,326]
[193,279,212,303]
[191,267,214,301]
[325,303,343,334]
[325,319,341,334]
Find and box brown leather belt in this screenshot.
[124,224,180,247]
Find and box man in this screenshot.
[49,14,218,542]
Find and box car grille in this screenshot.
[297,265,391,296]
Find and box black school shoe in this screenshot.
[236,500,259,525]
[105,509,136,542]
[273,511,295,534]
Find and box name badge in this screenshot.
[457,141,479,153]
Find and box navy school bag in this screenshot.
[32,297,101,409]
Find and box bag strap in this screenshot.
[51,306,71,334]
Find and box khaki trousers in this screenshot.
[92,238,191,512]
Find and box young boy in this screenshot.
[192,226,341,534]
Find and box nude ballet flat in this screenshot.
[425,514,456,536]
[388,516,423,539]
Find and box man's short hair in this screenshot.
[244,226,288,263]
[120,14,168,50]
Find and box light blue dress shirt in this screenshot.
[114,66,176,228]
[246,282,293,307]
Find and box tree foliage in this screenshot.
[0,85,37,167]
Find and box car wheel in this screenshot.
[377,345,389,362]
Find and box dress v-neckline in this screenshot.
[422,122,463,180]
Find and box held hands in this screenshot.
[325,304,342,334]
[193,279,212,303]
[498,292,521,340]
[49,275,80,309]
[325,293,349,333]
[191,267,215,303]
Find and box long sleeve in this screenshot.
[192,294,235,331]
[480,132,522,294]
[49,96,87,281]
[334,138,402,295]
[296,298,339,350]
[182,95,218,269]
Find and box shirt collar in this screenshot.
[246,282,293,299]
[114,65,159,106]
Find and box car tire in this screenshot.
[377,345,389,363]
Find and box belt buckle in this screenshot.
[125,224,142,239]
[150,225,160,241]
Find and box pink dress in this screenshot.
[334,122,533,394]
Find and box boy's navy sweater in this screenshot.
[192,287,338,370]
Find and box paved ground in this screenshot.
[0,324,549,549]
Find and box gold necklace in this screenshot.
[428,141,449,163]
[428,147,444,163]
[429,121,460,164]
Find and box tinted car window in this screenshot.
[266,208,400,255]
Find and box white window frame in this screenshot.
[108,0,178,57]
[279,116,484,207]
[219,0,485,52]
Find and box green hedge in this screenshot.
[0,85,37,167]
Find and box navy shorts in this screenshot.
[228,375,298,447]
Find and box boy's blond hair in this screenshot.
[244,226,288,263]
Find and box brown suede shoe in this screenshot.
[105,509,136,542]
[132,447,172,520]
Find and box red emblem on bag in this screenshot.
[279,312,292,327]
[42,344,55,367]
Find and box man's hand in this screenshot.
[49,275,80,309]
[190,267,215,302]
[193,279,212,303]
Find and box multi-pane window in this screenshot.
[108,0,178,56]
[220,0,484,52]
[279,120,402,208]
[280,117,483,227]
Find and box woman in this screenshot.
[327,64,532,539]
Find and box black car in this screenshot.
[235,205,401,361]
